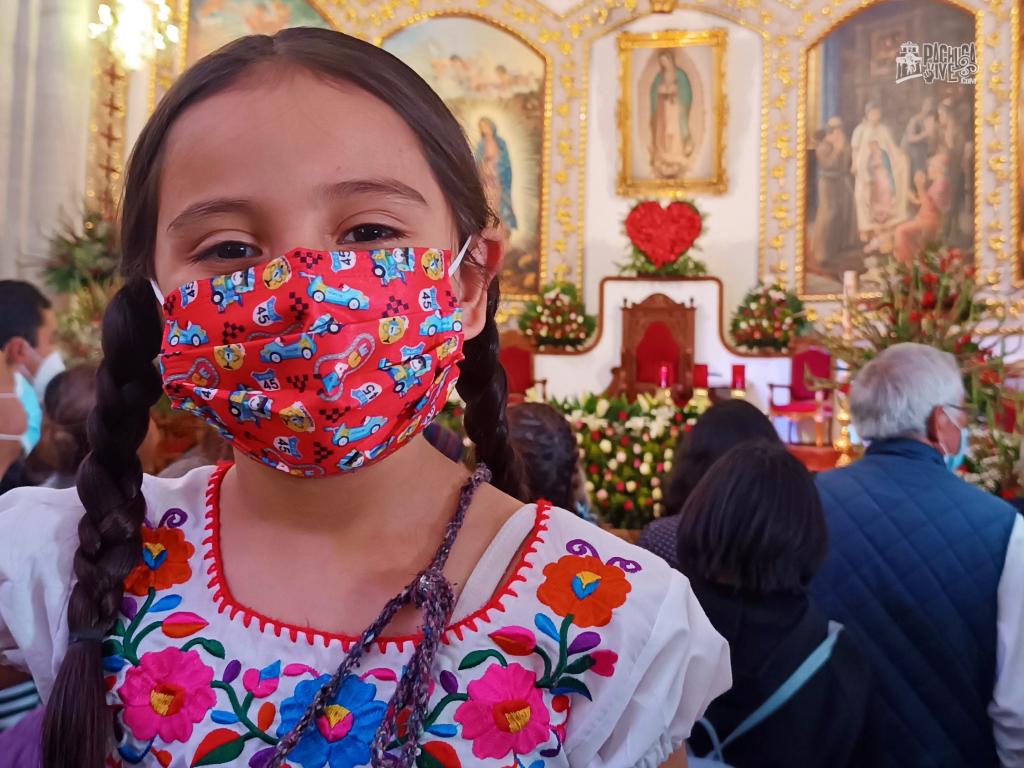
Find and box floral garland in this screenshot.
[518,282,596,350]
[620,200,707,278]
[730,280,809,352]
[553,392,699,529]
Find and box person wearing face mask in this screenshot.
[811,343,1024,767]
[0,281,63,458]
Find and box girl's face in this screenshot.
[153,67,458,293]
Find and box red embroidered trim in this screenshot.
[202,462,551,653]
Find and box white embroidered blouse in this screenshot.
[0,464,730,768]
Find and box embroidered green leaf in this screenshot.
[101,639,123,658]
[183,637,226,659]
[564,655,596,676]
[191,728,247,766]
[112,619,127,637]
[457,649,507,671]
[551,677,593,701]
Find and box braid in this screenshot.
[456,278,526,500]
[43,279,164,768]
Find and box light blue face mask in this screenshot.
[0,374,42,454]
[941,406,969,472]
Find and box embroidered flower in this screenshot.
[488,626,536,657]
[124,526,195,596]
[536,554,631,627]
[117,647,216,743]
[589,649,618,677]
[243,660,282,698]
[276,674,386,768]
[454,662,551,759]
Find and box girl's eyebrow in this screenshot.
[317,178,427,206]
[166,198,253,232]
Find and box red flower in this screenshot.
[615,482,625,492]
[623,501,634,512]
[590,431,601,442]
[922,291,937,310]
[590,650,619,677]
[489,626,537,657]
[537,555,632,627]
[619,436,629,447]
[124,526,195,597]
[617,410,628,420]
[909,311,922,324]
[922,272,939,287]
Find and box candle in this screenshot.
[693,364,709,389]
[842,270,858,339]
[731,364,746,390]
[658,362,675,388]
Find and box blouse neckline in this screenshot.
[200,462,551,653]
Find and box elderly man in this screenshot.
[812,343,1023,767]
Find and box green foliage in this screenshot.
[618,247,707,278]
[518,282,596,349]
[44,208,120,293]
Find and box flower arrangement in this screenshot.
[517,282,596,350]
[621,200,707,277]
[730,279,809,352]
[553,392,700,529]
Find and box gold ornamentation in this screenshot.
[650,0,676,12]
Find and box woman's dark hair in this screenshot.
[25,365,98,482]
[663,399,779,516]
[45,27,524,767]
[507,402,580,510]
[676,441,828,595]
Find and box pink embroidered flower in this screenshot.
[454,663,551,759]
[590,649,618,677]
[118,647,216,743]
[488,626,536,657]
[243,661,282,698]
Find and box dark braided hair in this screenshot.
[43,279,163,767]
[44,27,525,765]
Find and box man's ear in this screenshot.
[3,337,34,373]
[456,226,504,340]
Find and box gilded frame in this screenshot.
[616,29,728,197]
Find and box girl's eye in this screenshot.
[341,224,400,244]
[199,241,261,262]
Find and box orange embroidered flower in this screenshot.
[124,526,195,596]
[536,555,631,627]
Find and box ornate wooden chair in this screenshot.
[498,330,547,404]
[607,294,696,401]
[769,345,833,446]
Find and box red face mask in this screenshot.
[155,246,466,477]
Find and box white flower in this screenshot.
[608,459,619,471]
[576,432,583,445]
[596,489,608,501]
[595,399,610,418]
[639,463,651,475]
[651,476,661,487]
[585,481,595,493]
[626,480,637,493]
[664,460,673,472]
[652,487,662,501]
[632,444,642,455]
[643,451,653,463]
[599,439,612,453]
[664,448,674,460]
[616,451,627,463]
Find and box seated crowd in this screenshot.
[0,276,1021,767]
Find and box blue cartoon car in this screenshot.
[325,415,388,447]
[166,321,208,347]
[379,343,432,395]
[300,273,369,310]
[309,313,342,336]
[419,310,463,337]
[370,249,415,286]
[260,333,316,364]
[211,269,256,311]
[351,382,383,406]
[227,387,272,426]
[337,450,365,472]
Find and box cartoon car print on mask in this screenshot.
[166,321,208,347]
[379,316,408,344]
[379,343,432,396]
[309,313,342,336]
[279,401,315,433]
[418,287,439,312]
[337,437,395,471]
[193,386,217,401]
[214,344,245,372]
[437,337,459,361]
[421,249,445,281]
[262,256,292,290]
[259,333,316,364]
[178,398,231,438]
[371,248,416,287]
[315,334,375,400]
[252,296,283,327]
[178,281,199,308]
[211,269,257,311]
[227,386,272,426]
[351,382,383,406]
[330,250,357,272]
[324,415,388,447]
[299,272,369,310]
[397,415,423,444]
[272,435,301,459]
[419,309,463,337]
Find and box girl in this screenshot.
[0,29,729,768]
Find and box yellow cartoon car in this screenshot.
[262,256,292,290]
[378,316,408,344]
[279,401,315,433]
[214,343,245,371]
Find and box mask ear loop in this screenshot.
[447,238,473,278]
[150,280,165,305]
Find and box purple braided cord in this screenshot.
[269,465,492,768]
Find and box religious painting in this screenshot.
[383,16,547,299]
[802,0,976,298]
[184,0,330,66]
[617,30,727,197]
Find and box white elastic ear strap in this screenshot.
[150,279,164,304]
[448,239,473,278]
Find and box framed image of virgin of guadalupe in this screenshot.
[617,30,728,197]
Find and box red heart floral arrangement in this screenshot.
[625,200,704,269]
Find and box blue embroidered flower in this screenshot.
[276,674,387,768]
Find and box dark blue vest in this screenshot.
[811,439,1016,767]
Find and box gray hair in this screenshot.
[850,343,964,441]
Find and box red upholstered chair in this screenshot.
[499,331,547,404]
[769,346,833,446]
[607,294,696,402]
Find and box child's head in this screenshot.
[47,28,523,767]
[676,441,828,595]
[507,402,581,510]
[26,365,97,481]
